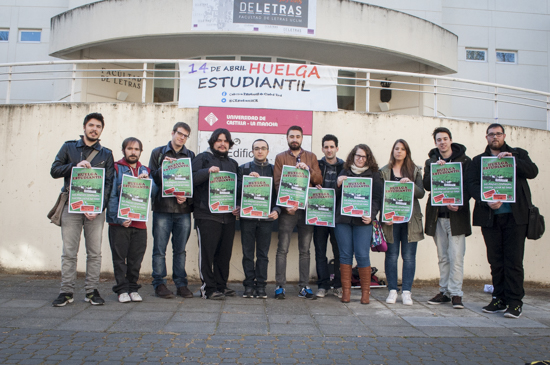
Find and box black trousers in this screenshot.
[108,225,147,294]
[240,219,273,288]
[196,219,236,297]
[313,226,341,289]
[481,213,527,307]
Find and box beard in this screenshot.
[85,132,99,142]
[213,148,229,158]
[124,155,139,164]
[288,142,301,151]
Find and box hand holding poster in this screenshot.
[306,188,335,227]
[162,158,193,197]
[381,181,414,223]
[68,167,105,213]
[341,177,372,217]
[117,175,152,222]
[209,171,237,213]
[430,162,463,206]
[240,176,272,219]
[481,157,516,202]
[277,165,310,209]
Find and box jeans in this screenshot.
[109,225,147,294]
[334,224,372,268]
[385,222,418,292]
[152,212,191,289]
[481,213,527,307]
[434,218,466,297]
[314,226,341,289]
[240,219,273,288]
[60,206,105,294]
[276,210,313,287]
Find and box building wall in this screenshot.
[1,103,548,284]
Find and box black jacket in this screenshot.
[192,149,239,223]
[466,143,538,227]
[318,157,345,189]
[237,159,281,221]
[149,142,195,214]
[335,168,383,225]
[51,137,114,209]
[423,143,472,237]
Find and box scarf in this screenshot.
[350,164,369,175]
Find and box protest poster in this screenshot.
[209,171,237,213]
[240,176,272,219]
[68,167,105,213]
[162,158,193,197]
[276,165,310,209]
[430,162,463,206]
[381,181,414,223]
[341,177,372,217]
[306,188,335,227]
[117,175,152,222]
[480,156,516,202]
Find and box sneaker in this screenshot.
[176,286,194,298]
[504,305,522,319]
[118,293,131,303]
[52,293,74,307]
[427,292,451,305]
[85,289,105,305]
[256,287,267,299]
[316,288,327,298]
[223,288,236,297]
[386,289,398,304]
[243,286,255,298]
[274,286,286,299]
[298,286,316,299]
[333,288,343,299]
[452,296,464,309]
[155,284,175,299]
[402,291,413,306]
[482,298,507,313]
[129,292,143,302]
[207,291,225,300]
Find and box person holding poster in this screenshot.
[380,139,425,306]
[466,123,538,319]
[237,139,281,299]
[273,126,322,299]
[334,144,383,304]
[314,134,344,299]
[149,122,196,299]
[193,128,239,300]
[423,127,472,309]
[106,137,150,303]
[50,113,114,307]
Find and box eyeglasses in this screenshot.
[176,131,189,138]
[487,132,504,138]
[355,154,367,160]
[253,147,268,151]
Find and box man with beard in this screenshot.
[51,112,114,306]
[192,128,239,300]
[107,137,150,303]
[149,122,196,299]
[273,126,322,299]
[466,123,538,318]
[423,127,471,309]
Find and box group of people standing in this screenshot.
[50,113,538,320]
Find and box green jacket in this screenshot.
[379,164,425,243]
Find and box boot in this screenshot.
[358,266,371,304]
[340,264,352,303]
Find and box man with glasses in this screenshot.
[466,123,538,318]
[237,139,281,299]
[149,122,196,299]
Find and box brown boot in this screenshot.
[358,266,371,304]
[340,264,352,303]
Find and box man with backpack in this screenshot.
[148,122,196,299]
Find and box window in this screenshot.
[0,29,8,42]
[153,63,177,103]
[337,70,355,110]
[19,30,41,43]
[496,51,517,64]
[466,49,486,62]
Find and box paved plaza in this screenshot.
[0,274,549,364]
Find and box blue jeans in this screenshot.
[152,212,191,289]
[385,223,418,291]
[334,223,372,268]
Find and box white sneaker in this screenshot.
[333,288,343,299]
[402,290,413,306]
[316,288,327,298]
[386,289,398,304]
[118,293,131,303]
[129,292,143,302]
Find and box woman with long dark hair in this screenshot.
[334,144,383,304]
[380,139,425,305]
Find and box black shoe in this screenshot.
[155,284,175,299]
[482,298,506,313]
[223,288,236,297]
[85,290,105,305]
[452,296,464,309]
[256,287,267,299]
[52,293,74,307]
[243,287,255,298]
[207,291,225,300]
[504,305,522,319]
[427,292,451,305]
[176,286,194,298]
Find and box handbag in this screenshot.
[523,180,545,240]
[47,149,99,226]
[371,219,388,252]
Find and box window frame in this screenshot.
[19,29,42,43]
[496,50,517,64]
[465,48,487,63]
[0,29,9,42]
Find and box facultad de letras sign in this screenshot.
[100,68,142,89]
